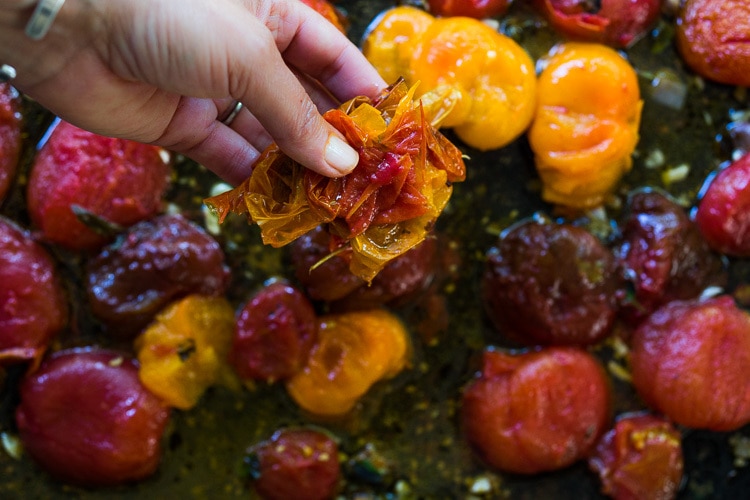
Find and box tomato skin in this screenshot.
[426,0,511,19]
[0,217,67,365]
[300,0,346,32]
[15,348,170,486]
[589,413,683,500]
[676,0,750,86]
[246,428,340,500]
[229,282,318,383]
[461,347,611,474]
[695,154,750,256]
[535,0,661,48]
[630,296,750,431]
[26,120,170,251]
[0,83,21,203]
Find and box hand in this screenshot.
[0,0,387,184]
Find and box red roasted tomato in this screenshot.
[15,348,171,486]
[426,0,511,19]
[630,296,750,431]
[244,428,341,500]
[26,120,171,251]
[0,83,21,203]
[461,347,611,474]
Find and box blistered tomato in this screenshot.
[695,153,750,256]
[528,42,642,210]
[630,296,750,431]
[0,83,21,203]
[676,0,750,87]
[135,295,239,410]
[286,309,410,417]
[461,347,611,474]
[426,0,511,19]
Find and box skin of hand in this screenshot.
[0,0,386,184]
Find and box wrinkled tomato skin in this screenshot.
[426,0,511,19]
[0,83,22,203]
[589,413,683,500]
[630,296,750,431]
[461,347,611,475]
[247,428,340,500]
[695,154,750,256]
[613,190,726,324]
[15,348,170,486]
[0,217,67,365]
[86,214,230,337]
[535,0,661,48]
[676,0,750,86]
[481,220,620,346]
[229,282,318,382]
[26,120,170,251]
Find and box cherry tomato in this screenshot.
[26,120,171,251]
[0,217,67,366]
[461,347,611,474]
[426,0,511,19]
[15,348,170,486]
[534,0,661,48]
[245,428,340,500]
[301,0,346,32]
[0,83,22,203]
[695,153,750,256]
[589,413,684,500]
[229,282,318,383]
[630,296,750,431]
[676,0,750,86]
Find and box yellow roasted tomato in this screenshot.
[134,295,239,410]
[528,42,643,210]
[285,309,410,417]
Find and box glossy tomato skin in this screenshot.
[246,428,340,500]
[426,0,511,19]
[0,217,67,365]
[0,83,22,203]
[15,348,170,486]
[481,219,620,346]
[229,282,318,383]
[695,154,750,256]
[461,347,611,474]
[676,0,750,86]
[613,190,726,324]
[86,214,230,337]
[534,0,661,48]
[630,296,750,431]
[589,413,684,500]
[26,120,170,251]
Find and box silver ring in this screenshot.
[219,101,243,126]
[25,0,66,40]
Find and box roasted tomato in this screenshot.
[426,0,511,19]
[85,214,230,337]
[461,347,611,474]
[589,413,684,500]
[481,219,620,346]
[135,295,239,409]
[26,120,171,251]
[286,309,410,417]
[245,428,340,500]
[301,0,346,32]
[0,83,22,203]
[630,296,750,431]
[613,190,727,324]
[206,81,465,283]
[533,0,661,48]
[229,282,318,383]
[0,217,67,365]
[695,153,750,256]
[15,348,170,486]
[528,42,642,209]
[676,0,750,87]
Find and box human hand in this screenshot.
[0,0,387,184]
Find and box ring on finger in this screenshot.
[219,101,243,126]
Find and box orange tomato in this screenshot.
[528,43,642,210]
[285,309,410,417]
[134,295,239,410]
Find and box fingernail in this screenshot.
[325,134,358,175]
